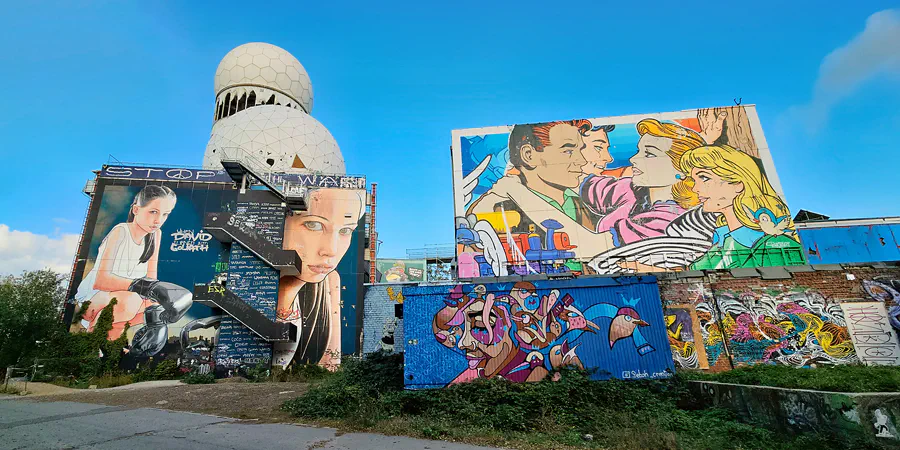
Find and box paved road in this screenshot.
[0,399,499,449]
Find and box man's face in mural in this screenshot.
[581,128,613,176]
[528,123,587,189]
[132,197,176,234]
[513,287,540,311]
[689,168,744,214]
[631,134,678,188]
[457,300,511,368]
[284,188,363,283]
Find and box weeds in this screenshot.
[282,353,889,450]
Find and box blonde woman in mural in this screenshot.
[675,145,802,269]
[580,119,706,245]
[274,188,365,370]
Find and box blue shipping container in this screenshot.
[403,276,674,389]
[799,225,900,265]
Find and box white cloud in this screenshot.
[786,9,900,133]
[0,224,79,276]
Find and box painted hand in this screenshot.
[463,155,492,205]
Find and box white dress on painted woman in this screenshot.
[75,223,149,327]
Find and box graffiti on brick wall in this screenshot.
[863,278,900,334]
[403,278,673,387]
[362,285,404,354]
[453,106,806,279]
[840,302,900,366]
[665,304,709,370]
[715,290,857,367]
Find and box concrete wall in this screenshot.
[690,380,900,441]
[659,268,900,371]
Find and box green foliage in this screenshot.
[282,354,887,450]
[0,270,67,369]
[153,359,179,380]
[242,362,271,382]
[183,370,216,385]
[271,363,331,382]
[681,364,900,393]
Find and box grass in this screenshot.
[48,373,135,389]
[680,364,900,393]
[281,352,889,450]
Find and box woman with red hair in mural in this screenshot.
[273,188,366,370]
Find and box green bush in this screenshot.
[681,364,900,393]
[153,360,179,380]
[242,362,271,382]
[183,370,216,385]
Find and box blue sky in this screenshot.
[1,1,899,274]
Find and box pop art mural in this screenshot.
[375,259,427,283]
[452,106,806,279]
[402,277,673,388]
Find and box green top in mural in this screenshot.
[376,259,427,283]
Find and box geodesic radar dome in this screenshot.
[203,105,345,174]
[214,42,313,114]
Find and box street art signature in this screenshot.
[453,106,806,278]
[431,282,658,384]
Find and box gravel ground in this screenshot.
[32,380,309,423]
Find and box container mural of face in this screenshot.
[403,277,674,388]
[274,188,365,369]
[452,106,805,279]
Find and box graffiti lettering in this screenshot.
[170,229,213,252]
[841,302,900,366]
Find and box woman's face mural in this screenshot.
[631,134,678,188]
[284,188,364,284]
[689,168,744,214]
[132,197,176,234]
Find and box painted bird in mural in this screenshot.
[743,204,790,236]
[608,307,650,349]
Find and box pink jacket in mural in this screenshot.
[581,175,686,245]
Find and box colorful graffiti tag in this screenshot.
[665,304,709,370]
[452,106,806,279]
[402,277,673,388]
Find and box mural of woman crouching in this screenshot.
[274,188,365,370]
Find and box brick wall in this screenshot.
[658,267,900,371]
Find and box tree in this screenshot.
[0,270,66,369]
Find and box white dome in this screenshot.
[214,43,313,114]
[203,105,345,174]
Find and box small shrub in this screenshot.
[183,370,216,385]
[242,363,271,382]
[153,359,180,380]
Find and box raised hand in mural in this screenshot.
[697,108,727,144]
[462,154,492,205]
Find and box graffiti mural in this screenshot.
[375,258,426,283]
[665,304,709,370]
[840,302,900,366]
[402,277,673,388]
[713,289,857,367]
[66,181,234,362]
[274,187,366,369]
[362,285,405,354]
[452,106,806,278]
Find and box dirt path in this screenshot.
[33,380,309,422]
